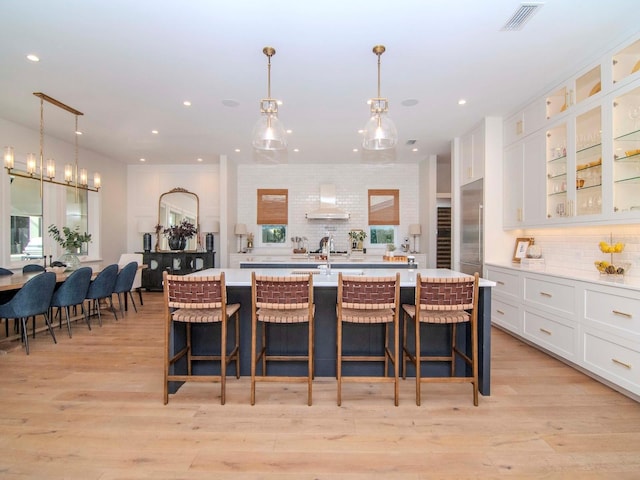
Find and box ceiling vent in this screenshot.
[501,3,543,31]
[305,184,350,220]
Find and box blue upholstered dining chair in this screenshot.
[50,266,93,337]
[112,261,138,318]
[0,271,57,354]
[22,264,45,274]
[85,264,118,326]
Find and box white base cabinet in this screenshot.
[486,264,640,399]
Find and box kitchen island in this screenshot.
[168,268,495,397]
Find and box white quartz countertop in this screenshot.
[486,262,640,292]
[190,268,496,288]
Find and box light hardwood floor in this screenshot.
[1,292,639,479]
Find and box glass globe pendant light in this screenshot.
[362,45,398,151]
[252,46,287,151]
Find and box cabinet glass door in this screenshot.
[546,124,568,218]
[613,38,640,85]
[575,106,602,216]
[575,65,601,104]
[546,87,568,120]
[613,86,640,213]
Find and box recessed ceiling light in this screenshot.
[75,131,82,135]
[222,99,240,107]
[196,157,203,162]
[234,148,241,153]
[293,148,299,153]
[357,129,364,134]
[26,54,40,62]
[276,100,283,106]
[139,158,146,162]
[151,130,158,134]
[458,99,467,105]
[183,101,192,107]
[286,129,292,134]
[353,148,359,153]
[401,99,419,107]
[412,148,419,152]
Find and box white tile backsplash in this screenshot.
[523,225,639,278]
[237,163,420,253]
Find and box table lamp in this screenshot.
[235,223,248,253]
[409,224,421,253]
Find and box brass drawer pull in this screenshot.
[611,358,632,370]
[612,310,632,319]
[539,328,552,335]
[496,309,505,315]
[540,292,552,298]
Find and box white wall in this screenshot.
[126,163,220,255]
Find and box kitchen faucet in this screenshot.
[326,231,333,274]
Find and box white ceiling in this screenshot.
[1,0,639,166]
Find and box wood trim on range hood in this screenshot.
[305,184,350,220]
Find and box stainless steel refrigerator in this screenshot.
[459,179,484,276]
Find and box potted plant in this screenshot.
[162,219,197,250]
[348,230,367,250]
[47,224,92,270]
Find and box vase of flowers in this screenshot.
[162,219,197,251]
[48,224,92,270]
[348,230,367,250]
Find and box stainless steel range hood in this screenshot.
[305,184,350,220]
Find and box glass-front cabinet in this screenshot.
[613,38,640,85]
[546,123,568,218]
[613,85,640,214]
[575,106,602,216]
[546,65,602,120]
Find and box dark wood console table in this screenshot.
[141,251,215,291]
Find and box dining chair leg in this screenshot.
[415,316,421,406]
[128,291,138,313]
[21,317,29,354]
[44,311,57,344]
[136,287,143,306]
[62,306,72,338]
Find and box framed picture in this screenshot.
[513,237,534,263]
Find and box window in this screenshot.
[369,226,396,245]
[65,187,89,255]
[261,225,287,244]
[257,189,288,225]
[368,189,399,225]
[9,176,43,260]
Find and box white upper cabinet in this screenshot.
[459,124,485,186]
[503,33,640,228]
[546,64,603,121]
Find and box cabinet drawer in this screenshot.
[524,276,576,316]
[584,287,640,338]
[492,298,521,334]
[523,310,576,358]
[583,329,640,395]
[486,268,519,299]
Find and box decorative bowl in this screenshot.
[594,261,631,276]
[47,266,67,275]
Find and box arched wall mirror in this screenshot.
[157,187,199,252]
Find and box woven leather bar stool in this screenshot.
[402,272,480,406]
[337,273,400,406]
[251,272,314,406]
[163,271,240,405]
